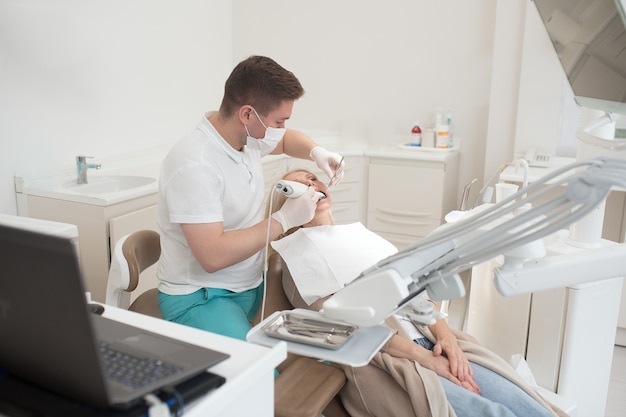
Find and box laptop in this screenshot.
[0,223,229,410]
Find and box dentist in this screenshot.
[156,55,344,341]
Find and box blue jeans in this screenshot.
[414,338,553,417]
[159,285,263,341]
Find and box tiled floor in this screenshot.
[606,344,626,417]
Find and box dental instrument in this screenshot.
[459,178,478,211]
[327,156,344,188]
[472,163,506,208]
[275,179,326,201]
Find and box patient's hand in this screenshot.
[432,334,480,394]
[385,333,480,394]
[433,334,472,379]
[419,351,480,394]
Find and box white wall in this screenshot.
[514,2,568,158]
[232,0,497,203]
[483,0,530,183]
[0,0,537,216]
[484,0,568,181]
[0,0,232,214]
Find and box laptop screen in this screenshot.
[0,223,111,406]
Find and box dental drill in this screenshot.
[275,179,326,201]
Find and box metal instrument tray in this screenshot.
[261,311,357,350]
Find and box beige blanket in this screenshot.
[334,316,569,417]
[281,259,568,417]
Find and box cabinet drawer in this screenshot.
[341,156,366,183]
[367,210,441,239]
[368,163,446,216]
[329,181,361,203]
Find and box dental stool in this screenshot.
[252,253,349,417]
[105,229,162,318]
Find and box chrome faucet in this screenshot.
[76,155,102,184]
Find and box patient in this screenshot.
[268,169,568,417]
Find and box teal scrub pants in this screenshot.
[158,284,264,341]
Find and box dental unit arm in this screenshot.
[322,157,626,327]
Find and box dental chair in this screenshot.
[105,229,162,318]
[253,253,349,417]
[107,232,347,416]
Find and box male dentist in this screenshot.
[157,55,344,341]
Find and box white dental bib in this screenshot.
[270,222,398,305]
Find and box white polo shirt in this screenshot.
[157,112,275,295]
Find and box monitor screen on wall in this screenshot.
[532,0,626,115]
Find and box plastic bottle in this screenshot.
[435,107,443,126]
[434,106,451,148]
[436,124,450,149]
[422,126,436,147]
[410,122,422,146]
[446,107,454,148]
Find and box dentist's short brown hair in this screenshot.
[220,55,304,117]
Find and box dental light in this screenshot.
[322,157,626,327]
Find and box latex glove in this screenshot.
[310,147,345,186]
[271,187,318,232]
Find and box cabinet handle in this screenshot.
[376,207,432,217]
[374,215,432,226]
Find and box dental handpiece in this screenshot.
[275,180,325,200]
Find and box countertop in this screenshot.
[499,156,576,184]
[15,140,460,206]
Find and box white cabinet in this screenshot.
[367,153,460,250]
[467,259,569,391]
[22,194,158,302]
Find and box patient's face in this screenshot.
[283,170,333,215]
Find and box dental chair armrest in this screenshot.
[275,357,346,417]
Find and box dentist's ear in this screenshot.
[238,105,253,123]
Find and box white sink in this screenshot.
[17,174,159,206]
[62,175,156,194]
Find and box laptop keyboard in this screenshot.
[98,342,184,389]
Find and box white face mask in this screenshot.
[245,108,286,149]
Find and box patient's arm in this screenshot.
[385,333,480,394]
[423,301,476,390]
[428,319,476,385]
